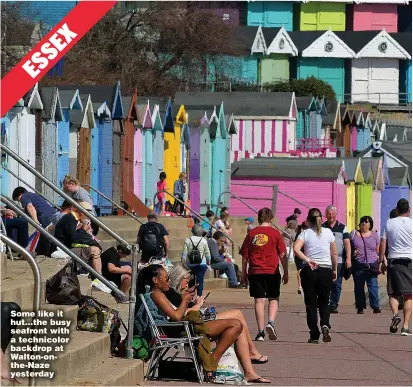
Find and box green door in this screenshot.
[260,54,289,84]
[356,184,373,224]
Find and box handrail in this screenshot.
[1,196,128,301]
[1,144,139,360]
[1,144,130,248]
[2,164,60,209]
[216,191,294,252]
[81,184,143,225]
[231,182,311,209]
[1,234,42,387]
[153,189,236,260]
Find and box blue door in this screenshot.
[98,118,113,215]
[90,125,99,206]
[57,111,70,206]
[144,130,154,204]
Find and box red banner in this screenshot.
[0,0,117,116]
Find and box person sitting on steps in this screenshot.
[101,245,132,294]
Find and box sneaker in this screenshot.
[357,309,364,314]
[373,308,381,314]
[390,314,402,333]
[92,279,112,293]
[330,306,338,314]
[297,287,303,295]
[321,325,331,343]
[255,332,265,341]
[266,323,278,341]
[401,328,412,336]
[308,339,319,344]
[219,273,228,280]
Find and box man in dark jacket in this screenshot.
[54,201,103,278]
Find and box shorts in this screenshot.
[248,272,281,299]
[157,196,166,204]
[387,259,412,296]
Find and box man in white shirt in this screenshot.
[380,198,412,336]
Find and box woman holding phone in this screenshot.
[294,208,338,344]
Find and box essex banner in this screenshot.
[0,1,117,116]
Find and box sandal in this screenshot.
[248,377,271,384]
[251,355,269,364]
[204,370,216,383]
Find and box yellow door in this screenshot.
[163,125,181,194]
[346,182,356,231]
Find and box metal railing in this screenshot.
[216,191,294,254]
[153,189,236,259]
[230,182,311,210]
[2,164,60,209]
[81,184,143,225]
[1,234,41,386]
[0,144,139,359]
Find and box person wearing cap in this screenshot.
[101,245,132,293]
[181,225,211,296]
[245,217,255,233]
[286,208,301,224]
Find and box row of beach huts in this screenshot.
[1,82,411,234]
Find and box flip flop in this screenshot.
[248,377,271,384]
[251,355,269,364]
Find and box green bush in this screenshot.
[262,77,336,100]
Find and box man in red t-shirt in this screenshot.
[241,207,288,342]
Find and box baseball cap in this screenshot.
[244,217,254,223]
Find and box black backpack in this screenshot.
[188,238,203,264]
[139,222,164,257]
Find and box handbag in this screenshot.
[359,232,381,276]
[46,260,82,305]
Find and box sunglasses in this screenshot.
[360,219,370,224]
[158,275,170,282]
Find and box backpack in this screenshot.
[139,222,164,257]
[188,238,203,264]
[77,296,123,354]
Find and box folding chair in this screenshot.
[139,293,204,384]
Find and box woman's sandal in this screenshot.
[204,370,216,383]
[248,377,271,384]
[251,355,268,364]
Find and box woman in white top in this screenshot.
[294,208,338,344]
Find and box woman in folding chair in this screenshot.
[136,264,270,384]
[166,263,269,365]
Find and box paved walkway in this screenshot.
[144,276,411,386]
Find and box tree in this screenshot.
[41,2,243,96]
[1,2,36,75]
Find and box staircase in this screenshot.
[96,215,265,266]
[1,253,144,386]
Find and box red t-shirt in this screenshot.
[241,226,287,275]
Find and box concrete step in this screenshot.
[66,356,144,386]
[13,331,111,386]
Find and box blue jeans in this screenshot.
[352,261,380,310]
[3,217,29,248]
[211,260,238,287]
[186,264,208,296]
[330,263,344,308]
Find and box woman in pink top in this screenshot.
[156,172,167,216]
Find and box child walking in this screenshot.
[156,172,167,216]
[241,207,288,341]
